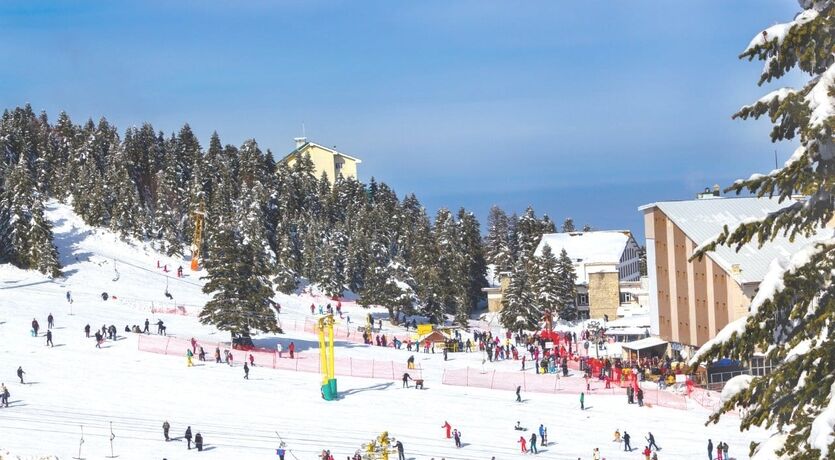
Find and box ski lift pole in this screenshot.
[106,421,118,458]
[73,425,85,460]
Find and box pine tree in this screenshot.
[500,259,538,330]
[485,205,513,272]
[692,3,835,458]
[105,145,143,238]
[516,207,542,262]
[555,248,578,321]
[457,209,487,323]
[562,218,575,233]
[531,244,560,318]
[273,227,299,294]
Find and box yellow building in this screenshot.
[280,137,362,182]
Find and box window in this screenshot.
[620,292,633,303]
[577,293,589,306]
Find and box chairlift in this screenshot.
[112,261,120,282]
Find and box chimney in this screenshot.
[294,137,307,149]
[712,184,721,197]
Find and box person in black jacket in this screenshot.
[623,431,632,451]
[195,432,203,451]
[16,366,24,384]
[185,426,192,449]
[162,421,170,441]
[395,440,404,460]
[46,330,54,347]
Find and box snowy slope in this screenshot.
[0,202,769,459]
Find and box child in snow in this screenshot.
[518,436,527,453]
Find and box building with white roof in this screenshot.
[534,230,643,320]
[639,194,826,354]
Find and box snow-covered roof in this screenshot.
[534,230,632,264]
[621,336,667,351]
[639,196,829,284]
[281,141,363,164]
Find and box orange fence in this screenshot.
[137,334,421,381]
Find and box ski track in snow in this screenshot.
[0,203,770,459]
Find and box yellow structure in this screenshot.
[362,432,396,460]
[317,314,337,400]
[190,200,205,271]
[280,138,361,182]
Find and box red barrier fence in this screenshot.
[137,334,421,381]
[441,367,689,410]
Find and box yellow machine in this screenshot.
[318,314,337,400]
[190,200,205,271]
[362,432,396,460]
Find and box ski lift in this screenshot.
[112,261,120,282]
[164,277,173,300]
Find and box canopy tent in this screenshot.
[621,336,668,360]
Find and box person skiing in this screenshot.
[195,432,203,451]
[84,324,90,338]
[46,329,54,347]
[707,439,713,460]
[407,355,415,369]
[539,424,546,446]
[47,313,54,329]
[637,388,644,407]
[185,426,193,449]
[530,433,538,454]
[162,421,170,441]
[516,385,522,402]
[249,354,255,366]
[16,366,24,384]
[144,318,150,334]
[288,342,295,359]
[623,431,632,451]
[395,440,405,460]
[518,435,527,453]
[0,383,8,408]
[453,429,461,448]
[442,421,452,438]
[276,343,283,358]
[277,445,286,460]
[95,331,103,348]
[66,290,72,303]
[402,372,412,388]
[31,318,39,336]
[186,349,194,367]
[647,432,659,451]
[580,391,585,410]
[199,347,206,361]
[243,362,250,379]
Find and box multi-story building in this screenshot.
[280,137,361,182]
[534,230,643,320]
[639,195,820,357]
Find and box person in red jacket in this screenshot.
[289,342,296,359]
[518,436,527,453]
[442,421,451,438]
[643,446,652,460]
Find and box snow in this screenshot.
[0,202,772,459]
[744,8,819,53]
[809,382,835,456]
[806,62,835,130]
[720,375,753,404]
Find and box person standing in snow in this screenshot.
[243,362,250,379]
[249,354,255,366]
[215,347,221,363]
[46,330,54,347]
[186,349,194,367]
[47,313,54,329]
[646,432,659,451]
[530,433,538,454]
[580,392,585,410]
[395,440,404,460]
[1,383,9,407]
[84,324,90,338]
[453,429,461,448]
[642,446,652,460]
[707,439,713,460]
[722,441,729,459]
[442,421,451,438]
[592,447,601,460]
[31,318,39,336]
[143,318,150,334]
[518,435,527,453]
[94,331,103,348]
[637,388,644,407]
[16,366,24,384]
[195,432,203,451]
[66,291,72,303]
[185,426,193,449]
[402,372,412,388]
[623,431,632,451]
[190,338,197,354]
[516,385,522,402]
[539,424,546,446]
[288,342,295,359]
[276,343,283,358]
[162,421,170,441]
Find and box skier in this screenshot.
[249,354,255,366]
[637,388,644,407]
[95,331,103,348]
[191,337,197,354]
[647,432,659,451]
[580,391,585,410]
[144,318,150,334]
[402,372,412,388]
[539,424,546,446]
[215,347,221,363]
[453,429,461,448]
[46,330,53,347]
[195,432,203,451]
[84,324,90,338]
[395,440,405,460]
[516,385,522,402]
[185,426,193,449]
[199,347,206,361]
[16,366,25,384]
[530,433,538,454]
[31,318,39,336]
[66,290,72,303]
[407,355,415,369]
[624,431,632,452]
[0,383,8,407]
[442,421,452,438]
[276,343,283,358]
[707,439,713,460]
[518,435,527,453]
[244,362,250,379]
[288,342,295,359]
[162,421,170,441]
[47,313,54,329]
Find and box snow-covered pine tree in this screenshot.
[105,144,143,239]
[273,226,299,293]
[516,206,542,262]
[692,3,835,459]
[540,214,556,234]
[152,142,182,255]
[531,244,560,318]
[500,258,538,330]
[562,218,575,233]
[433,208,467,319]
[555,248,578,321]
[485,205,513,272]
[582,224,592,232]
[457,208,487,324]
[319,227,347,298]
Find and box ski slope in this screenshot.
[0,202,769,459]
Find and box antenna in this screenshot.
[302,123,306,138]
[775,150,778,169]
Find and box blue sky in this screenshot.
[0,1,801,239]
